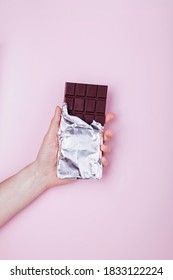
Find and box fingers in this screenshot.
[102,156,108,167]
[103,129,112,142]
[105,112,115,124]
[102,112,115,168]
[101,144,110,167]
[101,143,110,153]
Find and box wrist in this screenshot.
[30,160,48,191]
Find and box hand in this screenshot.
[101,112,115,167]
[0,105,114,227]
[35,106,115,188]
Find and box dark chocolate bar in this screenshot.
[64,82,108,125]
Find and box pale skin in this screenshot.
[0,106,115,227]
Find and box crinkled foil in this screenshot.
[57,103,103,179]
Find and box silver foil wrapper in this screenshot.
[57,103,103,179]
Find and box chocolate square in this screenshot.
[65,82,75,96]
[86,99,96,112]
[75,83,86,96]
[74,98,85,111]
[86,84,97,97]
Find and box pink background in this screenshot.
[0,0,173,259]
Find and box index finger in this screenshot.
[105,112,115,124]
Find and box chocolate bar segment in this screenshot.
[64,82,107,125]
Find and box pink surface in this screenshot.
[0,0,173,259]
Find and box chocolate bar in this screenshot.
[64,82,108,126]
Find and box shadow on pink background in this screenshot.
[0,0,173,259]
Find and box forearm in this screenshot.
[0,161,47,227]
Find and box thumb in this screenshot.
[47,106,62,136]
